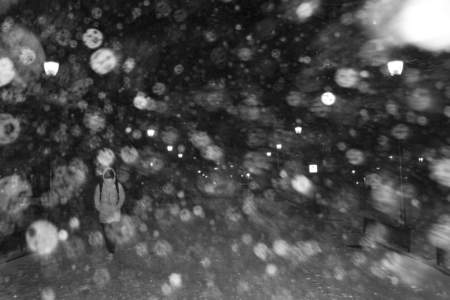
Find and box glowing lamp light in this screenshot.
[387,60,404,76]
[308,164,318,173]
[44,61,59,76]
[147,128,156,137]
[321,92,336,106]
[295,126,303,134]
[276,143,282,150]
[388,0,450,52]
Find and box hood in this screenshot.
[102,167,116,181]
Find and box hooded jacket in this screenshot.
[94,168,125,223]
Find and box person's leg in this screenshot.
[101,223,115,253]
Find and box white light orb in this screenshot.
[133,92,149,110]
[321,92,336,106]
[291,174,313,196]
[26,220,59,255]
[97,148,115,167]
[265,263,278,276]
[69,217,80,230]
[90,48,118,75]
[58,229,68,241]
[273,239,290,257]
[169,273,182,288]
[82,28,103,49]
[0,56,15,86]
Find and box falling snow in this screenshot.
[0,1,449,300]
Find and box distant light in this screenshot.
[178,153,183,158]
[44,61,59,76]
[321,92,336,106]
[276,143,282,149]
[379,0,450,52]
[147,128,156,137]
[167,145,173,152]
[125,127,132,134]
[418,157,424,162]
[351,170,356,174]
[294,126,303,134]
[308,164,318,173]
[387,60,404,76]
[266,152,272,157]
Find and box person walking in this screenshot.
[94,167,125,254]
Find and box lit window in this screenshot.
[308,164,318,173]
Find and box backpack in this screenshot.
[99,178,120,205]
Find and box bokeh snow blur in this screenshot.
[0,0,449,299]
